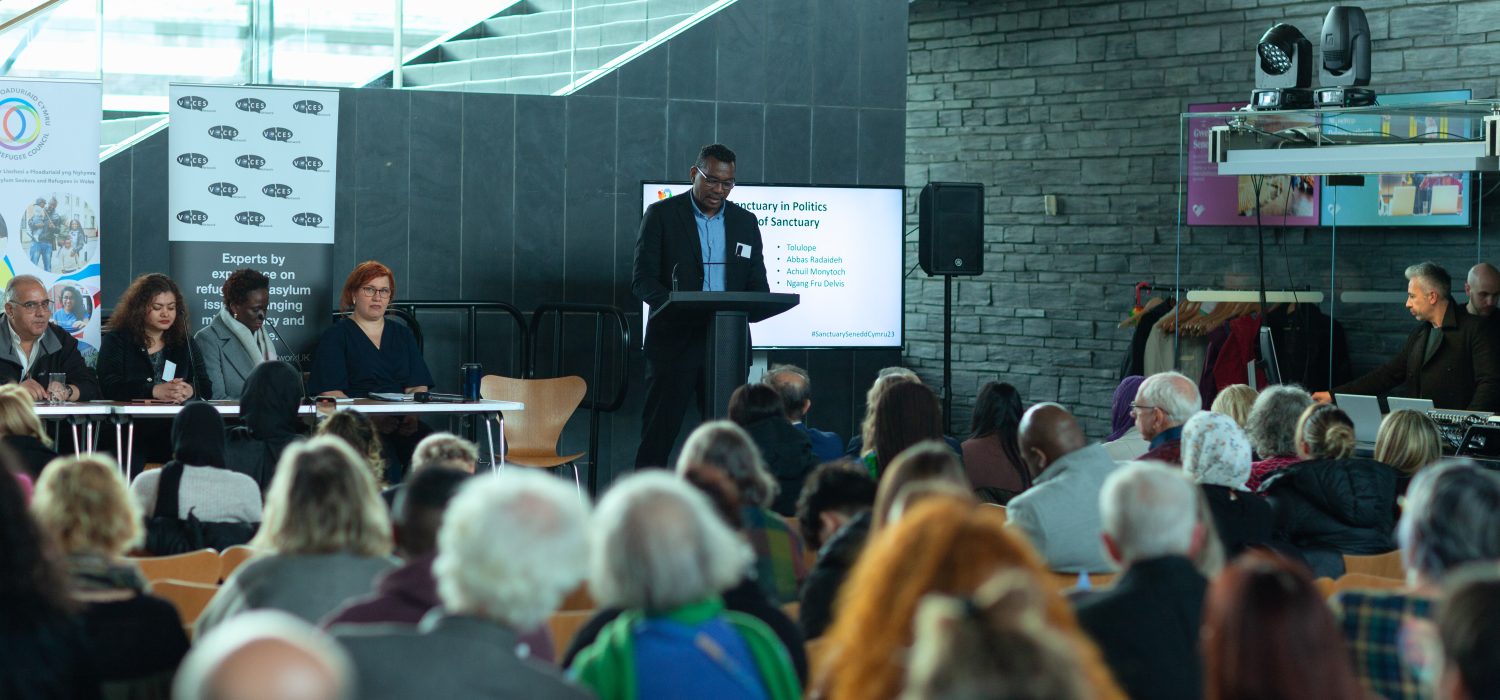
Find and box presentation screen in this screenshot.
[640,183,904,349]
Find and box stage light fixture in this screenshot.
[1251,23,1314,111]
[1315,5,1375,108]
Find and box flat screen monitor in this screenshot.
[639,183,904,349]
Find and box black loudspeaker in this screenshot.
[919,182,984,276]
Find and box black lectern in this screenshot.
[650,291,799,419]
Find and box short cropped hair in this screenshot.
[728,383,786,426]
[174,610,353,700]
[1137,371,1200,426]
[221,268,270,309]
[795,462,876,549]
[5,274,43,304]
[696,143,736,167]
[412,432,478,473]
[590,471,751,611]
[392,466,470,558]
[434,471,589,631]
[1437,564,1500,698]
[31,455,138,555]
[763,364,811,420]
[1246,385,1312,458]
[1100,462,1198,563]
[254,437,392,557]
[1397,460,1500,585]
[1405,261,1452,297]
[676,421,777,508]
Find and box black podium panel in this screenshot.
[653,292,799,419]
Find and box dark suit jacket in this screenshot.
[0,316,101,400]
[1334,301,1500,410]
[1074,556,1207,700]
[794,422,844,463]
[632,193,768,361]
[97,330,211,401]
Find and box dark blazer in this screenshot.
[1074,556,1207,700]
[1334,301,1500,410]
[97,330,210,401]
[742,417,818,516]
[631,193,768,360]
[0,315,100,400]
[795,422,844,463]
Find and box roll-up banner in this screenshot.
[168,84,338,366]
[0,79,103,362]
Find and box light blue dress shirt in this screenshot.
[689,195,727,292]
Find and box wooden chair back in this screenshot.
[218,545,257,583]
[1343,551,1403,580]
[130,549,220,585]
[559,583,596,611]
[547,610,596,661]
[152,579,219,637]
[480,375,587,468]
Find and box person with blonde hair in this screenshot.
[1209,384,1257,429]
[411,431,478,473]
[31,454,189,694]
[196,436,395,637]
[1374,409,1442,484]
[317,409,388,487]
[871,440,969,530]
[819,494,1124,700]
[0,382,57,477]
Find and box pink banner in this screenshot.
[1185,102,1320,227]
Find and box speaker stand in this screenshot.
[943,274,953,434]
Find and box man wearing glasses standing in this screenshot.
[0,275,99,401]
[632,144,769,470]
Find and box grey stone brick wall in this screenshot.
[906,0,1500,437]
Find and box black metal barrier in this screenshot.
[529,303,630,496]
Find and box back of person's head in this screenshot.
[901,572,1090,700]
[254,436,391,557]
[433,470,589,632]
[1202,552,1364,700]
[1375,409,1443,476]
[860,370,920,449]
[31,454,137,556]
[675,420,777,509]
[968,381,1025,474]
[590,471,751,612]
[870,381,945,472]
[1397,460,1500,587]
[411,432,478,474]
[1295,403,1357,460]
[873,440,968,530]
[1210,384,1258,429]
[1136,371,1199,426]
[392,467,470,558]
[680,463,745,529]
[888,479,978,526]
[173,610,352,700]
[1100,463,1199,565]
[727,383,786,427]
[316,409,385,486]
[795,462,875,550]
[240,361,304,439]
[762,364,811,421]
[1436,564,1500,700]
[174,401,227,468]
[0,446,70,617]
[0,383,50,447]
[1016,403,1087,475]
[1245,385,1312,458]
[1182,411,1253,490]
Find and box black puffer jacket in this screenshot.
[741,417,817,516]
[798,510,871,640]
[1263,457,1399,556]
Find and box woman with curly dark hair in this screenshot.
[194,267,275,399]
[97,272,206,403]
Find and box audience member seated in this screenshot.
[1132,371,1199,465]
[225,360,307,492]
[1374,409,1443,493]
[1209,383,1257,429]
[903,571,1091,700]
[0,452,101,699]
[1331,461,1500,700]
[132,402,261,554]
[318,408,389,488]
[1262,404,1399,577]
[763,364,843,463]
[675,421,807,605]
[336,471,591,700]
[569,472,800,700]
[1435,565,1500,700]
[1006,403,1119,573]
[0,384,58,478]
[1074,463,1207,700]
[960,380,1029,499]
[195,268,276,400]
[1202,552,1365,700]
[871,440,969,531]
[0,274,100,402]
[728,383,816,516]
[565,466,808,685]
[861,380,946,479]
[1102,375,1148,461]
[820,493,1123,699]
[844,367,962,458]
[1245,384,1312,490]
[380,431,479,508]
[1181,411,1274,556]
[174,610,351,700]
[794,462,876,640]
[31,455,188,695]
[197,437,396,636]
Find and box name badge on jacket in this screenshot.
[736,243,752,259]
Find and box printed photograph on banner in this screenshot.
[17,194,97,275]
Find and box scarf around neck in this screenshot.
[220,308,274,366]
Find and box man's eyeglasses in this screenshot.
[1129,402,1157,415]
[696,170,735,191]
[359,286,392,299]
[10,299,51,311]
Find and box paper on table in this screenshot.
[369,392,414,402]
[162,360,178,380]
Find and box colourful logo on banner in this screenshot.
[0,97,42,152]
[656,188,672,200]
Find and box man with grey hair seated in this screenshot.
[762,363,843,462]
[1074,463,1207,700]
[1315,261,1500,411]
[1133,371,1200,465]
[0,274,98,401]
[335,470,591,699]
[174,609,352,700]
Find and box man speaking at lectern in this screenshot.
[633,144,768,469]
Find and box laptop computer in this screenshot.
[1430,184,1462,215]
[1387,397,1435,413]
[1335,393,1383,448]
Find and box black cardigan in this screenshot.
[96,330,210,401]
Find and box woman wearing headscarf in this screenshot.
[1102,376,1147,461]
[225,361,307,492]
[1180,411,1274,557]
[131,403,262,554]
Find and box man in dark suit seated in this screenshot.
[632,143,769,469]
[1074,463,1208,700]
[1314,261,1500,411]
[763,364,843,462]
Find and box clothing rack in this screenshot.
[1186,290,1325,304]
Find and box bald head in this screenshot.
[174,611,350,700]
[209,640,341,700]
[1467,263,1500,317]
[1017,403,1087,477]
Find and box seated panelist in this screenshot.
[195,268,276,400]
[98,273,206,403]
[0,275,98,402]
